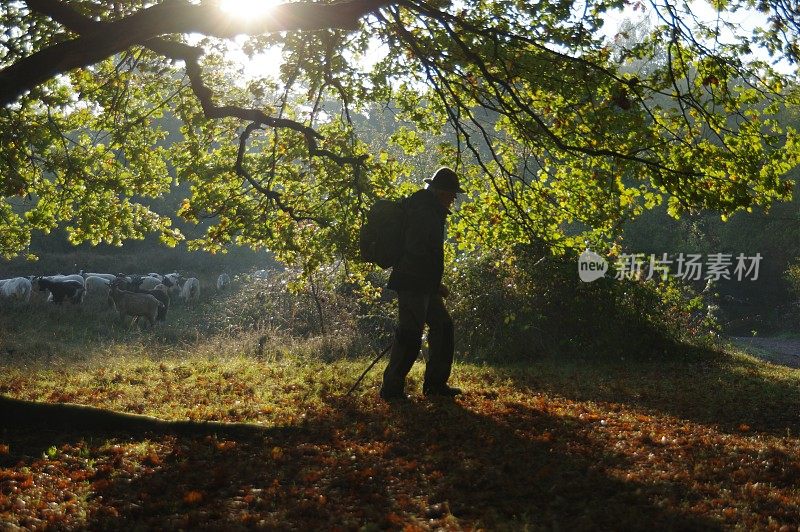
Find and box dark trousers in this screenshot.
[381,291,455,395]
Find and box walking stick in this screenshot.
[346,342,392,396]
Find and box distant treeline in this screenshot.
[623,180,800,335]
[0,225,277,280]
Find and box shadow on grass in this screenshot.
[2,395,721,530]
[1,395,284,441]
[483,341,800,437]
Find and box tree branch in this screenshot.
[1,0,392,106]
[235,122,330,226]
[17,0,368,179]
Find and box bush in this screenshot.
[207,269,396,358]
[778,259,800,333]
[785,259,800,298]
[446,247,717,361]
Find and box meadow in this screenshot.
[1,280,800,530]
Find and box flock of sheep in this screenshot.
[0,271,238,328]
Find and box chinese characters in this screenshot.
[612,253,762,281]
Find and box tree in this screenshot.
[1,0,798,271]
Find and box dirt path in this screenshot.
[730,336,800,369]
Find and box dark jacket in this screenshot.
[388,188,448,294]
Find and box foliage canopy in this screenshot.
[1,0,799,271]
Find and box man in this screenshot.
[380,166,465,402]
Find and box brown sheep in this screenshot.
[109,284,164,328]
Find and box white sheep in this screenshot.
[216,273,231,291]
[83,275,111,304]
[82,272,117,282]
[49,274,85,286]
[0,277,32,303]
[137,276,162,291]
[180,277,200,305]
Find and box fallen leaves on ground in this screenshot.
[2,355,800,529]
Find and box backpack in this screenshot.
[359,198,407,268]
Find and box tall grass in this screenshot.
[0,271,390,374]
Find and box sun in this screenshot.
[218,0,280,20]
[207,0,286,81]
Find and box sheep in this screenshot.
[151,283,169,298]
[147,273,164,281]
[113,274,163,291]
[109,283,164,328]
[82,272,117,282]
[216,273,231,291]
[179,277,200,305]
[84,275,110,292]
[136,276,162,291]
[126,282,170,322]
[108,273,164,312]
[160,274,183,299]
[0,277,32,303]
[51,274,85,286]
[83,275,111,305]
[149,284,171,321]
[34,277,85,304]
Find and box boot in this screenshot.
[423,384,462,397]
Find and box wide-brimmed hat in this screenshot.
[424,166,466,193]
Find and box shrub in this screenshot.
[209,268,396,358]
[785,259,800,298]
[778,259,800,333]
[446,247,717,361]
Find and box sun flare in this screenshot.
[218,0,280,20]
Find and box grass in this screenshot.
[2,288,800,530]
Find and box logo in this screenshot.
[578,249,608,283]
